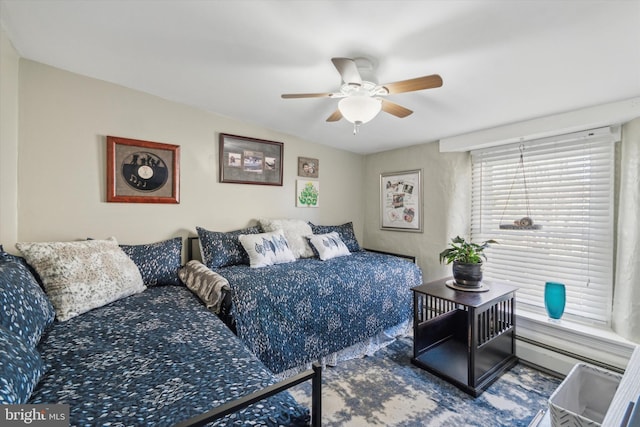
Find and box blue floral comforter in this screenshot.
[217,251,423,373]
[29,286,309,426]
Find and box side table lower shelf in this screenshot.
[413,337,469,385]
[412,337,518,397]
[411,278,519,397]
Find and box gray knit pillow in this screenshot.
[178,260,230,314]
[16,238,145,321]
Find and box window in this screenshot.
[470,128,616,325]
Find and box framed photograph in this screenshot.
[219,133,283,185]
[380,169,423,232]
[296,179,319,207]
[298,157,319,178]
[107,136,180,204]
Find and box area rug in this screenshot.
[290,336,561,426]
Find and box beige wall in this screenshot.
[0,28,19,248]
[11,59,364,258]
[363,142,470,281]
[6,50,471,274]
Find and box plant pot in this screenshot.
[452,261,483,288]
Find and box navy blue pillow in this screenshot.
[0,325,46,404]
[0,247,43,286]
[197,226,262,268]
[119,237,183,287]
[309,222,362,252]
[0,259,55,347]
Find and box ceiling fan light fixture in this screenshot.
[281,57,443,134]
[338,96,382,125]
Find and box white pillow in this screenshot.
[307,232,351,261]
[16,237,145,321]
[238,229,296,268]
[258,218,314,258]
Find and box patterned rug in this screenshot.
[290,336,561,426]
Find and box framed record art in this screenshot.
[107,136,180,203]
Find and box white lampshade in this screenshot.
[338,96,382,124]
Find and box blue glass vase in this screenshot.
[544,282,566,320]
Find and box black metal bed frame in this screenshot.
[187,236,200,262]
[175,364,322,427]
[363,247,417,263]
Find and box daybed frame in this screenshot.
[178,364,322,427]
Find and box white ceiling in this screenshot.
[2,0,639,154]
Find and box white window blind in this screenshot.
[471,128,615,325]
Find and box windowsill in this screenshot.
[515,307,637,371]
[517,307,631,343]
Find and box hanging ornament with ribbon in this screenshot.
[499,144,542,230]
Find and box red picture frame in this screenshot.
[107,136,180,203]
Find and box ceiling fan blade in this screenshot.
[326,109,343,122]
[281,92,333,99]
[331,57,362,86]
[381,100,413,118]
[382,74,443,95]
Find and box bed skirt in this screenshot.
[273,319,412,381]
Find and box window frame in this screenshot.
[470,127,617,326]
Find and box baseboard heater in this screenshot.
[516,335,625,375]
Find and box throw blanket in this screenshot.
[217,251,422,373]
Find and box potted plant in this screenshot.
[439,236,497,288]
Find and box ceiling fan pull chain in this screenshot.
[353,122,362,135]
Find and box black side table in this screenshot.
[411,277,518,397]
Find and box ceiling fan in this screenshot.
[281,57,443,134]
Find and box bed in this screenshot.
[192,220,423,375]
[30,286,318,426]
[1,238,320,426]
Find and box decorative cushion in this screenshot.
[0,259,55,347]
[0,248,43,285]
[0,249,27,266]
[238,230,296,268]
[0,325,46,404]
[309,221,362,252]
[197,226,262,269]
[16,238,145,321]
[120,237,182,287]
[178,260,230,314]
[306,232,351,261]
[258,218,314,258]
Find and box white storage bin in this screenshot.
[549,363,622,427]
